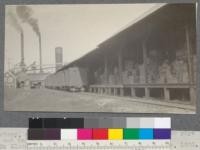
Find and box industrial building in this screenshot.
[4,71,50,89]
[4,71,17,88]
[46,4,196,105]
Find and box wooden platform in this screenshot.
[89,84,196,105]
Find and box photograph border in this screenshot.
[0,0,199,131]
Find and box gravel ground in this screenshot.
[4,87,195,114]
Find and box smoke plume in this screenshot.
[16,6,40,36]
[7,11,23,33]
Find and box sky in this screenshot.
[5,4,159,72]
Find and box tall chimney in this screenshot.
[20,31,25,70]
[55,47,63,71]
[39,33,43,73]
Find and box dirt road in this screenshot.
[4,87,195,113]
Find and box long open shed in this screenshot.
[59,3,196,104]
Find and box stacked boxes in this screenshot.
[93,52,192,85]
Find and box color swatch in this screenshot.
[139,129,153,139]
[123,128,139,139]
[77,129,93,140]
[108,129,123,140]
[154,129,171,139]
[61,129,77,140]
[92,128,108,140]
[43,128,61,140]
[28,117,171,140]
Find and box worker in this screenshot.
[146,50,159,83]
[159,59,170,83]
[172,51,189,83]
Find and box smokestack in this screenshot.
[38,33,43,73]
[16,6,42,72]
[7,11,26,71]
[55,47,63,71]
[20,31,25,68]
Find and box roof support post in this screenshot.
[185,25,193,84]
[142,40,148,84]
[104,54,109,84]
[118,50,123,84]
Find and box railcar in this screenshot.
[45,66,88,92]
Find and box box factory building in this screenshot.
[45,4,196,105]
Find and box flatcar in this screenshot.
[45,66,88,92]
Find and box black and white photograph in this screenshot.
[4,3,197,113]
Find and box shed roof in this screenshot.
[58,3,196,72]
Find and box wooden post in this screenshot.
[185,25,193,84]
[120,88,124,96]
[131,88,136,97]
[103,88,105,94]
[114,88,117,96]
[99,88,101,94]
[107,88,110,95]
[142,41,148,84]
[98,88,101,94]
[89,87,92,92]
[118,50,123,84]
[110,88,113,95]
[118,50,124,96]
[104,55,109,84]
[101,88,103,94]
[145,88,150,98]
[109,88,112,95]
[190,87,196,105]
[106,87,109,95]
[164,88,170,100]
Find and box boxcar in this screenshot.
[68,67,88,91]
[45,66,88,92]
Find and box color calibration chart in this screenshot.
[27,117,171,149]
[28,117,171,140]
